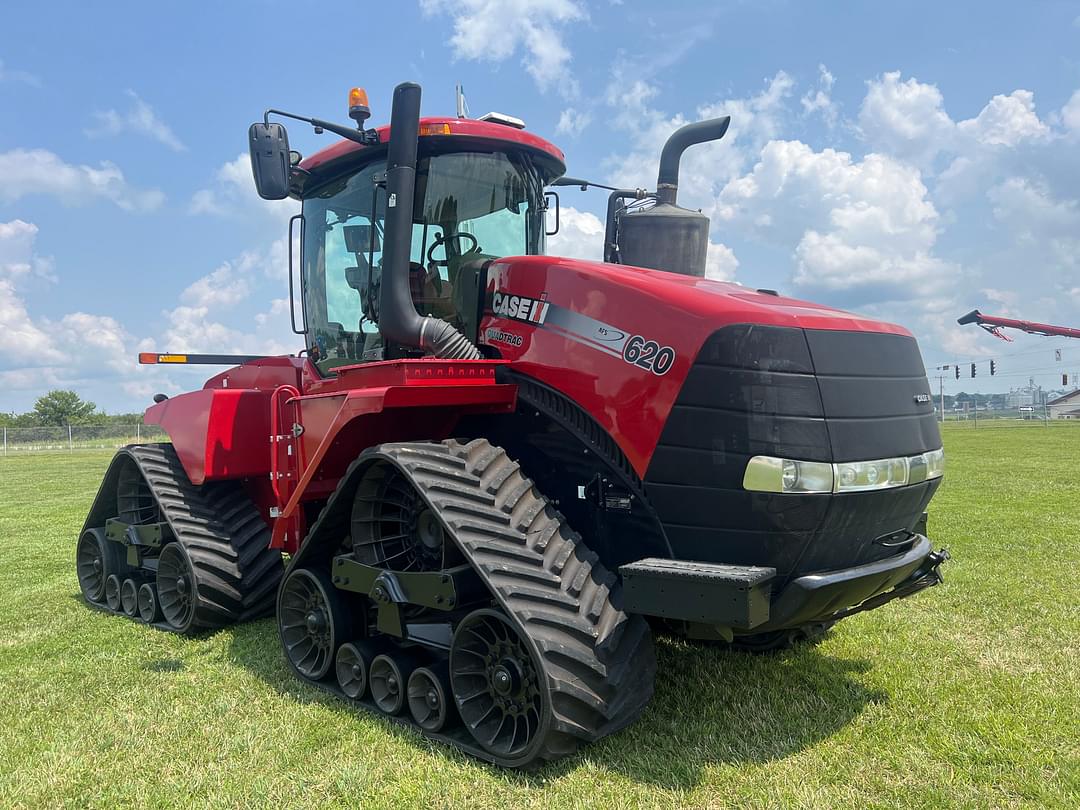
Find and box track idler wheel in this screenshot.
[370,652,418,716]
[120,578,140,617]
[76,528,126,604]
[279,568,351,681]
[104,574,122,611]
[408,663,456,733]
[450,609,545,760]
[336,641,382,699]
[138,583,162,623]
[156,543,197,632]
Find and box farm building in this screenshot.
[1047,390,1080,419]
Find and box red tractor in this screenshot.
[76,82,949,768]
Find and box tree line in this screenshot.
[0,390,146,428]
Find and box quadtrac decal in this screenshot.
[486,289,676,375]
[484,326,523,347]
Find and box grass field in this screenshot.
[1,426,1078,808]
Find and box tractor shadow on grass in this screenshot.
[569,634,885,788]
[225,620,884,789]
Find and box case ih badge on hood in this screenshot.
[491,291,550,324]
[488,289,677,375]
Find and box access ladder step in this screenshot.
[618,558,776,629]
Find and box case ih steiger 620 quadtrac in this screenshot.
[76,82,949,768]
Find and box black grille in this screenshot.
[644,324,942,580]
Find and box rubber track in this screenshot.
[361,438,657,766]
[102,444,282,630]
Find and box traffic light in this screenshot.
[971,362,976,378]
[955,365,960,380]
[990,359,997,376]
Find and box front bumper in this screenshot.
[619,535,948,634]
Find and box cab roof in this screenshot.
[296,116,566,188]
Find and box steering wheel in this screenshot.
[426,231,479,266]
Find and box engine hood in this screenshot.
[509,255,912,338]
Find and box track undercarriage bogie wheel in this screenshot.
[120,578,140,617]
[369,651,420,716]
[76,527,127,604]
[137,582,162,623]
[288,438,656,768]
[279,568,352,681]
[450,609,543,754]
[408,663,456,733]
[104,574,122,611]
[336,640,383,699]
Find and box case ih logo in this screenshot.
[492,292,549,325]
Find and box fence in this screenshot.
[1,424,168,455]
[937,409,1080,429]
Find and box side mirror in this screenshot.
[248,122,291,200]
[544,191,560,236]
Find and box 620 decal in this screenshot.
[622,335,676,375]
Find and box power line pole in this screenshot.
[940,375,946,424]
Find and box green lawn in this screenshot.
[1,427,1078,808]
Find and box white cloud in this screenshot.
[190,153,297,224]
[546,206,604,261]
[0,219,133,373]
[159,240,293,355]
[86,90,186,152]
[1062,90,1080,134]
[718,140,951,304]
[704,241,738,281]
[987,177,1080,275]
[555,107,591,136]
[0,220,40,278]
[0,278,61,362]
[860,73,1056,172]
[956,90,1049,147]
[858,72,955,167]
[0,59,40,86]
[0,149,164,211]
[801,64,838,126]
[420,0,586,98]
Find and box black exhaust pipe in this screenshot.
[379,82,481,360]
[655,116,731,205]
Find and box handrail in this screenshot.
[270,384,302,508]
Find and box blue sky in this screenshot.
[2,0,1079,412]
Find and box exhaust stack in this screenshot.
[616,116,731,277]
[379,82,481,359]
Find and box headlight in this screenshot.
[744,449,944,494]
[743,457,834,493]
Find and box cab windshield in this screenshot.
[302,149,547,373]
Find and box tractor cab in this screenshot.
[248,91,565,375]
